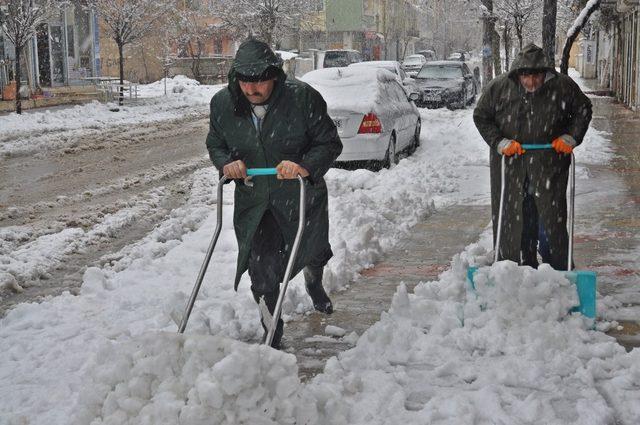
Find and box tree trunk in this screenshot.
[481,0,494,86]
[492,29,502,76]
[118,42,124,106]
[504,26,511,72]
[192,55,201,81]
[15,45,22,114]
[542,0,557,66]
[560,1,601,75]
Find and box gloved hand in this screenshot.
[552,135,576,154]
[498,139,524,156]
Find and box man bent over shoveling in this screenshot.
[206,39,343,349]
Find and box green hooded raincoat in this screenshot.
[206,39,343,290]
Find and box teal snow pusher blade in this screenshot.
[466,266,596,319]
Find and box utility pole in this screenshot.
[480,0,495,86]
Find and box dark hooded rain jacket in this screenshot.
[206,39,343,289]
[473,44,592,266]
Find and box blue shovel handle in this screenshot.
[521,144,553,150]
[247,168,278,176]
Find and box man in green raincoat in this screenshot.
[206,39,342,348]
[473,43,592,270]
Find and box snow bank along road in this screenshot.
[1,76,639,424]
[0,98,213,314]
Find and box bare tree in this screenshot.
[495,0,537,50]
[89,0,171,105]
[0,0,53,114]
[560,0,601,74]
[174,7,219,82]
[211,0,318,47]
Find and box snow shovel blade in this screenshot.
[466,267,597,319]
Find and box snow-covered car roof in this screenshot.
[275,50,298,60]
[423,60,465,67]
[348,61,399,73]
[301,67,398,114]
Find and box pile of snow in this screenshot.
[73,333,312,425]
[137,75,204,98]
[66,257,640,424]
[305,252,640,424]
[1,71,635,424]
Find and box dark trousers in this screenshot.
[521,177,569,270]
[248,210,286,297]
[522,190,551,267]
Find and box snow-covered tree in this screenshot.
[88,0,172,105]
[210,0,318,47]
[0,0,54,114]
[560,0,601,74]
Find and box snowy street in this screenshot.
[1,74,639,424]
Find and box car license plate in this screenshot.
[333,119,342,128]
[424,94,440,102]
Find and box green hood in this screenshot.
[509,43,554,77]
[230,38,283,79]
[227,38,286,116]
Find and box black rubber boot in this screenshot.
[303,266,333,314]
[253,291,284,349]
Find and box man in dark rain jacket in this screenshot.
[206,39,342,349]
[473,43,592,270]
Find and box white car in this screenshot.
[301,67,421,170]
[401,54,428,77]
[348,60,421,100]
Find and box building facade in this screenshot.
[0,0,100,93]
[324,0,425,61]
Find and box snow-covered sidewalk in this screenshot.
[1,74,639,424]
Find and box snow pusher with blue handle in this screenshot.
[178,168,306,347]
[467,144,596,319]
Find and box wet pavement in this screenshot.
[285,86,640,380]
[574,91,640,351]
[285,205,490,381]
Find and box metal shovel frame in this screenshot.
[494,144,575,270]
[178,168,306,346]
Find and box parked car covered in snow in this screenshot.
[321,49,363,68]
[348,60,421,100]
[413,61,476,109]
[401,54,427,77]
[301,67,421,170]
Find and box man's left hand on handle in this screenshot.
[276,161,309,180]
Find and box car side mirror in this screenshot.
[409,93,420,101]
